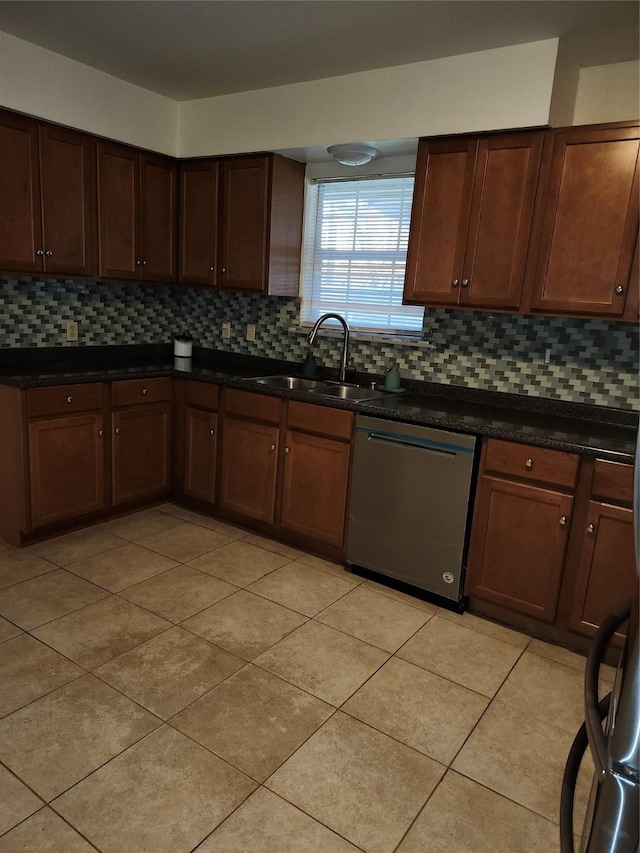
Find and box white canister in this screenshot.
[173,336,193,358]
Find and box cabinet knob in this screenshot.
[461,278,469,288]
[221,267,227,274]
[98,429,104,437]
[269,444,276,451]
[36,249,44,256]
[451,279,460,287]
[525,458,533,469]
[284,447,290,454]
[587,523,596,534]
[142,260,148,266]
[66,395,73,404]
[136,260,142,266]
[615,285,624,295]
[209,429,215,436]
[142,388,148,395]
[45,250,53,257]
[115,427,121,435]
[210,267,215,272]
[559,516,567,525]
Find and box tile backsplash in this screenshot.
[1,276,638,411]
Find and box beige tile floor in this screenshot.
[0,504,612,853]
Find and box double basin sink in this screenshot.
[243,374,391,402]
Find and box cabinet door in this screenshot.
[219,416,278,523]
[570,501,637,643]
[403,137,477,305]
[112,405,171,505]
[97,141,139,280]
[140,153,177,282]
[179,160,219,286]
[0,111,42,273]
[461,132,543,309]
[184,408,217,504]
[280,430,351,547]
[28,414,105,528]
[220,156,269,292]
[467,476,573,621]
[39,125,94,277]
[531,124,639,316]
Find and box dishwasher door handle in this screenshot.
[367,431,457,456]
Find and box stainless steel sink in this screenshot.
[310,384,389,402]
[244,375,336,391]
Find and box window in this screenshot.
[301,175,424,333]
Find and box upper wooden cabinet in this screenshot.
[179,153,304,294]
[0,110,95,277]
[528,122,639,318]
[404,131,543,310]
[98,141,177,282]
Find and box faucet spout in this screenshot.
[307,313,351,383]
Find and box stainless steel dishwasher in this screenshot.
[346,415,477,603]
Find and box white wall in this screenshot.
[178,40,560,157]
[0,32,178,154]
[573,61,640,125]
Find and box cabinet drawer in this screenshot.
[111,377,172,407]
[484,439,579,489]
[591,459,633,505]
[224,388,282,424]
[287,401,353,440]
[186,380,219,410]
[27,383,103,418]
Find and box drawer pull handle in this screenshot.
[142,388,148,395]
[451,279,459,288]
[66,396,73,404]
[559,516,567,526]
[115,427,121,435]
[525,458,533,469]
[587,523,596,534]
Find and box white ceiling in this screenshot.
[0,1,638,102]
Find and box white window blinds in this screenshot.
[301,176,424,333]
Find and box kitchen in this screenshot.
[0,3,638,852]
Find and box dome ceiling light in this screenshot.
[327,143,378,166]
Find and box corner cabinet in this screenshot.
[98,141,177,282]
[528,122,639,318]
[0,110,95,277]
[179,153,304,294]
[466,439,579,622]
[403,131,543,310]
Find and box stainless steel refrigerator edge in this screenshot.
[346,415,477,602]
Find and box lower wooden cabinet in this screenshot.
[467,475,573,621]
[28,413,106,528]
[111,404,171,506]
[219,415,279,523]
[183,407,218,504]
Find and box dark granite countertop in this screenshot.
[0,344,636,463]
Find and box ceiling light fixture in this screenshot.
[327,143,378,166]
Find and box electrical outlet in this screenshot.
[66,321,78,342]
[246,323,256,342]
[222,322,231,340]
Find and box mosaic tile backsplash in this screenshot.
[1,276,638,411]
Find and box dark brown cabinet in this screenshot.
[110,379,172,506]
[280,402,353,548]
[24,383,106,530]
[404,131,543,310]
[179,153,304,294]
[183,408,218,504]
[466,439,579,622]
[219,389,282,524]
[529,122,639,317]
[0,110,94,277]
[98,141,176,282]
[569,460,637,644]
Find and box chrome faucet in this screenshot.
[307,313,350,382]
